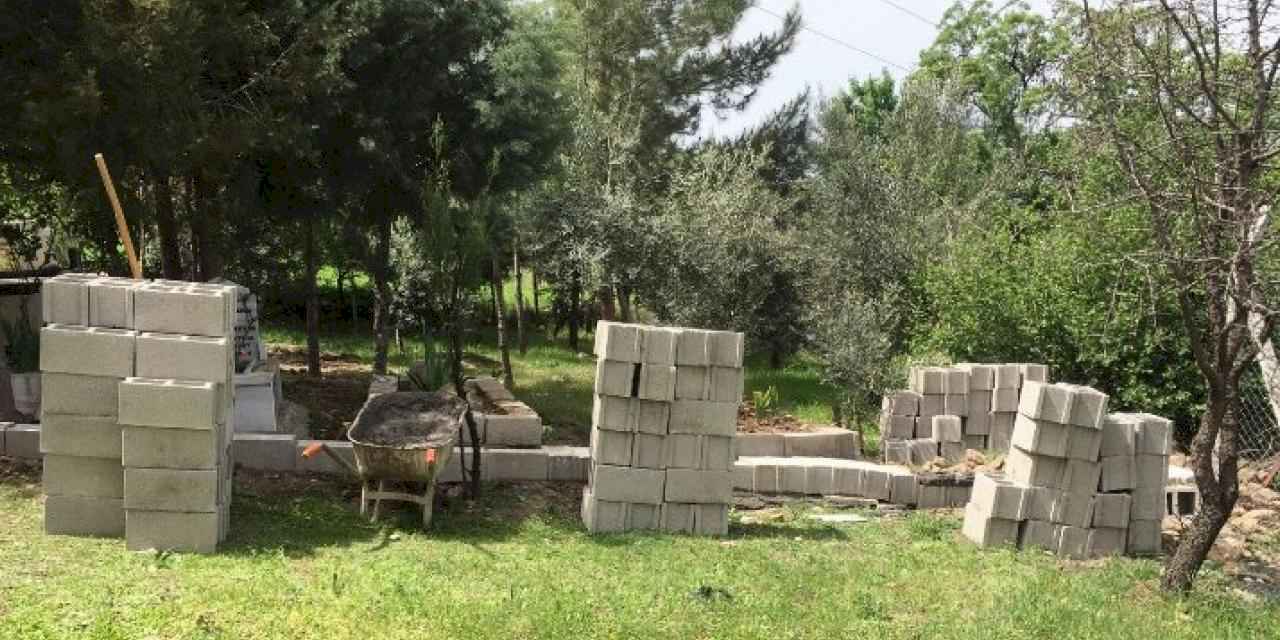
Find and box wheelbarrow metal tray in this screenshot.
[346,391,467,482]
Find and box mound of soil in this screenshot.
[736,403,823,434]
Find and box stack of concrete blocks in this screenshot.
[581,321,742,536]
[880,366,972,465]
[39,274,237,553]
[986,364,1049,452]
[1098,413,1171,555]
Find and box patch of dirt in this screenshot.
[736,402,824,433]
[915,449,1004,475]
[0,456,40,485]
[272,345,373,440]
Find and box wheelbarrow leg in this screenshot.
[360,482,370,517]
[421,478,438,528]
[372,480,385,521]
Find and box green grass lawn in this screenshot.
[1,468,1276,639]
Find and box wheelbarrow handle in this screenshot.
[300,442,358,476]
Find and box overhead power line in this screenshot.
[874,0,941,28]
[750,3,912,72]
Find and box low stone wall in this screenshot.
[734,428,859,459]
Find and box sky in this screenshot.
[697,0,1053,140]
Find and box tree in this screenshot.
[1076,0,1280,592]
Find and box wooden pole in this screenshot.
[93,153,142,279]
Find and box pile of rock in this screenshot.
[581,321,742,535]
[962,381,1171,558]
[41,274,236,553]
[880,363,1048,464]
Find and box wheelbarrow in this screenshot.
[301,391,467,527]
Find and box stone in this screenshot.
[630,432,664,469]
[708,366,744,404]
[40,325,136,378]
[133,283,234,338]
[41,373,119,416]
[636,400,670,435]
[803,464,835,495]
[481,448,548,481]
[1018,381,1074,424]
[124,468,219,512]
[918,393,945,419]
[119,378,222,431]
[701,436,733,471]
[882,390,921,416]
[1060,459,1102,495]
[931,415,963,442]
[592,464,665,504]
[594,321,642,363]
[44,455,124,498]
[484,414,542,447]
[1017,363,1050,384]
[1090,493,1132,528]
[1126,519,1163,556]
[695,504,729,536]
[675,330,710,366]
[637,364,676,402]
[594,360,636,398]
[126,510,219,553]
[1050,491,1093,528]
[40,414,122,459]
[706,330,744,368]
[590,428,633,467]
[943,394,968,417]
[1099,455,1137,492]
[232,433,297,471]
[782,429,857,458]
[674,365,709,400]
[45,495,124,537]
[1086,527,1127,557]
[593,395,635,432]
[1018,519,1057,550]
[1005,447,1065,489]
[4,423,39,459]
[970,472,1029,521]
[1012,415,1069,457]
[939,441,965,463]
[545,445,590,482]
[734,432,783,457]
[663,433,701,469]
[957,363,996,391]
[640,327,679,365]
[991,388,1019,412]
[87,279,136,329]
[668,400,736,437]
[42,275,93,325]
[1057,384,1108,429]
[1135,454,1168,490]
[1100,414,1139,457]
[626,502,661,530]
[962,503,1020,547]
[992,364,1020,389]
[660,502,696,533]
[1064,424,1102,461]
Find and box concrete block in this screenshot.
[942,369,969,395]
[706,330,744,368]
[635,400,669,435]
[593,395,635,432]
[594,360,636,398]
[887,470,916,505]
[1086,527,1127,557]
[1011,414,1068,457]
[909,438,938,465]
[661,502,696,533]
[44,454,123,498]
[778,461,806,494]
[804,464,834,495]
[546,445,590,481]
[882,439,911,465]
[674,365,709,400]
[42,373,119,416]
[1065,424,1102,461]
[881,414,915,440]
[1060,459,1101,495]
[458,416,487,446]
[734,432,783,458]
[862,466,890,501]
[1056,525,1090,559]
[918,393,944,418]
[640,327,679,365]
[1100,455,1137,492]
[1130,488,1165,520]
[123,425,222,470]
[991,388,1019,412]
[581,487,626,533]
[970,472,1029,520]
[41,325,136,378]
[636,364,675,403]
[708,366,744,403]
[125,468,218,512]
[882,390,921,416]
[957,363,996,390]
[939,441,965,463]
[631,433,664,469]
[126,510,219,553]
[675,330,709,366]
[668,400,736,437]
[1126,519,1162,555]
[1050,491,1093,528]
[931,415,963,442]
[1017,363,1049,384]
[701,436,733,471]
[626,502,661,530]
[752,460,779,493]
[484,414,542,447]
[665,469,732,503]
[86,279,137,329]
[40,414,121,459]
[232,433,296,471]
[1100,414,1139,457]
[834,464,863,496]
[965,392,992,432]
[119,378,222,430]
[663,434,700,468]
[916,484,947,509]
[909,367,946,394]
[943,394,968,417]
[694,504,729,536]
[592,464,665,504]
[913,416,932,439]
[989,413,1015,451]
[590,428,633,467]
[133,284,233,338]
[45,495,124,537]
[1018,519,1057,550]
[963,434,988,450]
[733,460,754,490]
[4,423,38,459]
[296,440,355,475]
[948,484,972,506]
[42,276,94,325]
[594,321,641,363]
[1134,454,1168,490]
[135,333,231,383]
[1005,447,1065,489]
[993,364,1020,389]
[1134,414,1172,455]
[962,503,1020,547]
[1018,381,1074,424]
[1090,493,1132,528]
[783,429,857,458]
[482,448,548,481]
[1023,486,1058,522]
[1057,384,1108,429]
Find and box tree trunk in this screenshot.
[492,253,514,389]
[770,346,784,370]
[532,269,541,324]
[514,248,528,355]
[153,176,184,280]
[569,268,582,352]
[304,217,322,378]
[616,285,632,322]
[597,285,616,322]
[371,216,392,374]
[190,177,225,281]
[448,277,481,499]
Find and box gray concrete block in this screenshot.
[1023,486,1058,522]
[803,464,835,495]
[918,393,944,418]
[882,439,910,465]
[626,502,661,530]
[124,424,220,471]
[545,445,590,481]
[1057,384,1108,429]
[483,414,542,447]
[41,325,136,378]
[909,367,946,394]
[135,333,231,384]
[668,400,736,437]
[42,373,120,416]
[594,321,641,363]
[665,468,733,503]
[834,464,863,496]
[963,434,987,450]
[887,470,916,505]
[862,466,890,501]
[913,416,933,439]
[700,436,733,471]
[1126,519,1162,556]
[694,504,729,536]
[708,366,743,404]
[675,330,709,366]
[660,502,696,533]
[674,365,709,400]
[1134,414,1172,455]
[482,448,548,481]
[1099,455,1137,492]
[957,363,996,391]
[126,510,219,553]
[991,388,1019,412]
[782,429,857,458]
[635,400,669,435]
[777,461,806,494]
[630,433,664,469]
[87,278,137,329]
[1049,491,1093,528]
[296,440,354,475]
[942,368,969,395]
[965,392,992,432]
[1005,447,1065,489]
[989,412,1015,451]
[1018,519,1057,550]
[640,327,679,365]
[40,414,121,459]
[1065,424,1102,461]
[44,454,123,498]
[637,364,676,402]
[943,394,967,416]
[1090,493,1131,528]
[1135,454,1168,490]
[962,503,1020,547]
[1017,363,1049,384]
[1011,414,1068,457]
[133,284,234,338]
[45,495,124,537]
[592,395,635,432]
[916,484,947,509]
[1060,458,1101,495]
[970,472,1029,521]
[1100,414,1139,457]
[939,441,965,463]
[125,468,219,512]
[119,378,221,430]
[232,433,297,471]
[752,459,779,493]
[42,275,93,325]
[706,330,744,368]
[1056,525,1090,559]
[5,423,39,459]
[594,360,636,398]
[931,415,963,442]
[908,438,938,465]
[882,390,921,416]
[992,364,1020,389]
[458,416,487,446]
[592,464,665,504]
[733,432,783,457]
[733,460,754,490]
[664,433,702,469]
[1086,526,1126,558]
[1129,488,1165,520]
[0,422,5,455]
[947,484,971,507]
[1018,381,1074,424]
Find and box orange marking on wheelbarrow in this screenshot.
[301,443,325,459]
[424,449,438,464]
